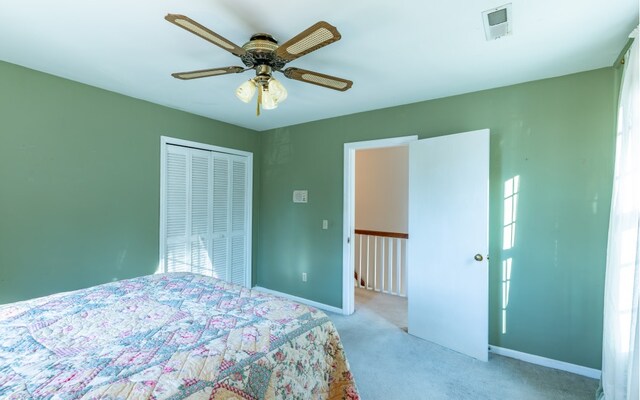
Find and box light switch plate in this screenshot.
[293,190,308,203]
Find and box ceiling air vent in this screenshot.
[482,3,512,41]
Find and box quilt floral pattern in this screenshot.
[0,273,359,400]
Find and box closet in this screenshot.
[160,139,252,287]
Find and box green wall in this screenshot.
[0,59,617,370]
[0,60,259,304]
[257,68,617,369]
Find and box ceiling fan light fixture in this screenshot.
[268,77,288,103]
[236,79,257,103]
[261,87,278,110]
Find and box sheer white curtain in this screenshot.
[598,27,640,400]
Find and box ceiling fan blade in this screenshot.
[165,14,246,57]
[275,21,341,62]
[171,66,245,80]
[283,67,353,91]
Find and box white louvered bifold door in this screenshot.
[163,144,250,287]
[190,148,213,276]
[211,154,230,282]
[229,155,248,287]
[165,145,189,273]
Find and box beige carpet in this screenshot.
[329,288,598,400]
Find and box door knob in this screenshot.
[474,254,484,262]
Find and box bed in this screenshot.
[0,272,359,399]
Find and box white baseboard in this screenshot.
[489,345,601,379]
[252,286,343,314]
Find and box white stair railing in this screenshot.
[354,230,408,297]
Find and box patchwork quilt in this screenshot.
[0,273,359,399]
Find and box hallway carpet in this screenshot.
[328,288,598,400]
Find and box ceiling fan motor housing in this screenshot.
[241,34,287,70]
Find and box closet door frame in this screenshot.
[159,136,253,287]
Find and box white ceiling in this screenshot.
[0,0,637,131]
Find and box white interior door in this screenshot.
[407,129,489,361]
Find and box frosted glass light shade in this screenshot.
[236,79,257,103]
[268,78,288,103]
[261,88,278,110]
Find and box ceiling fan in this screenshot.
[165,14,353,115]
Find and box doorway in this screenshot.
[342,130,490,361]
[353,144,410,328]
[342,135,417,315]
